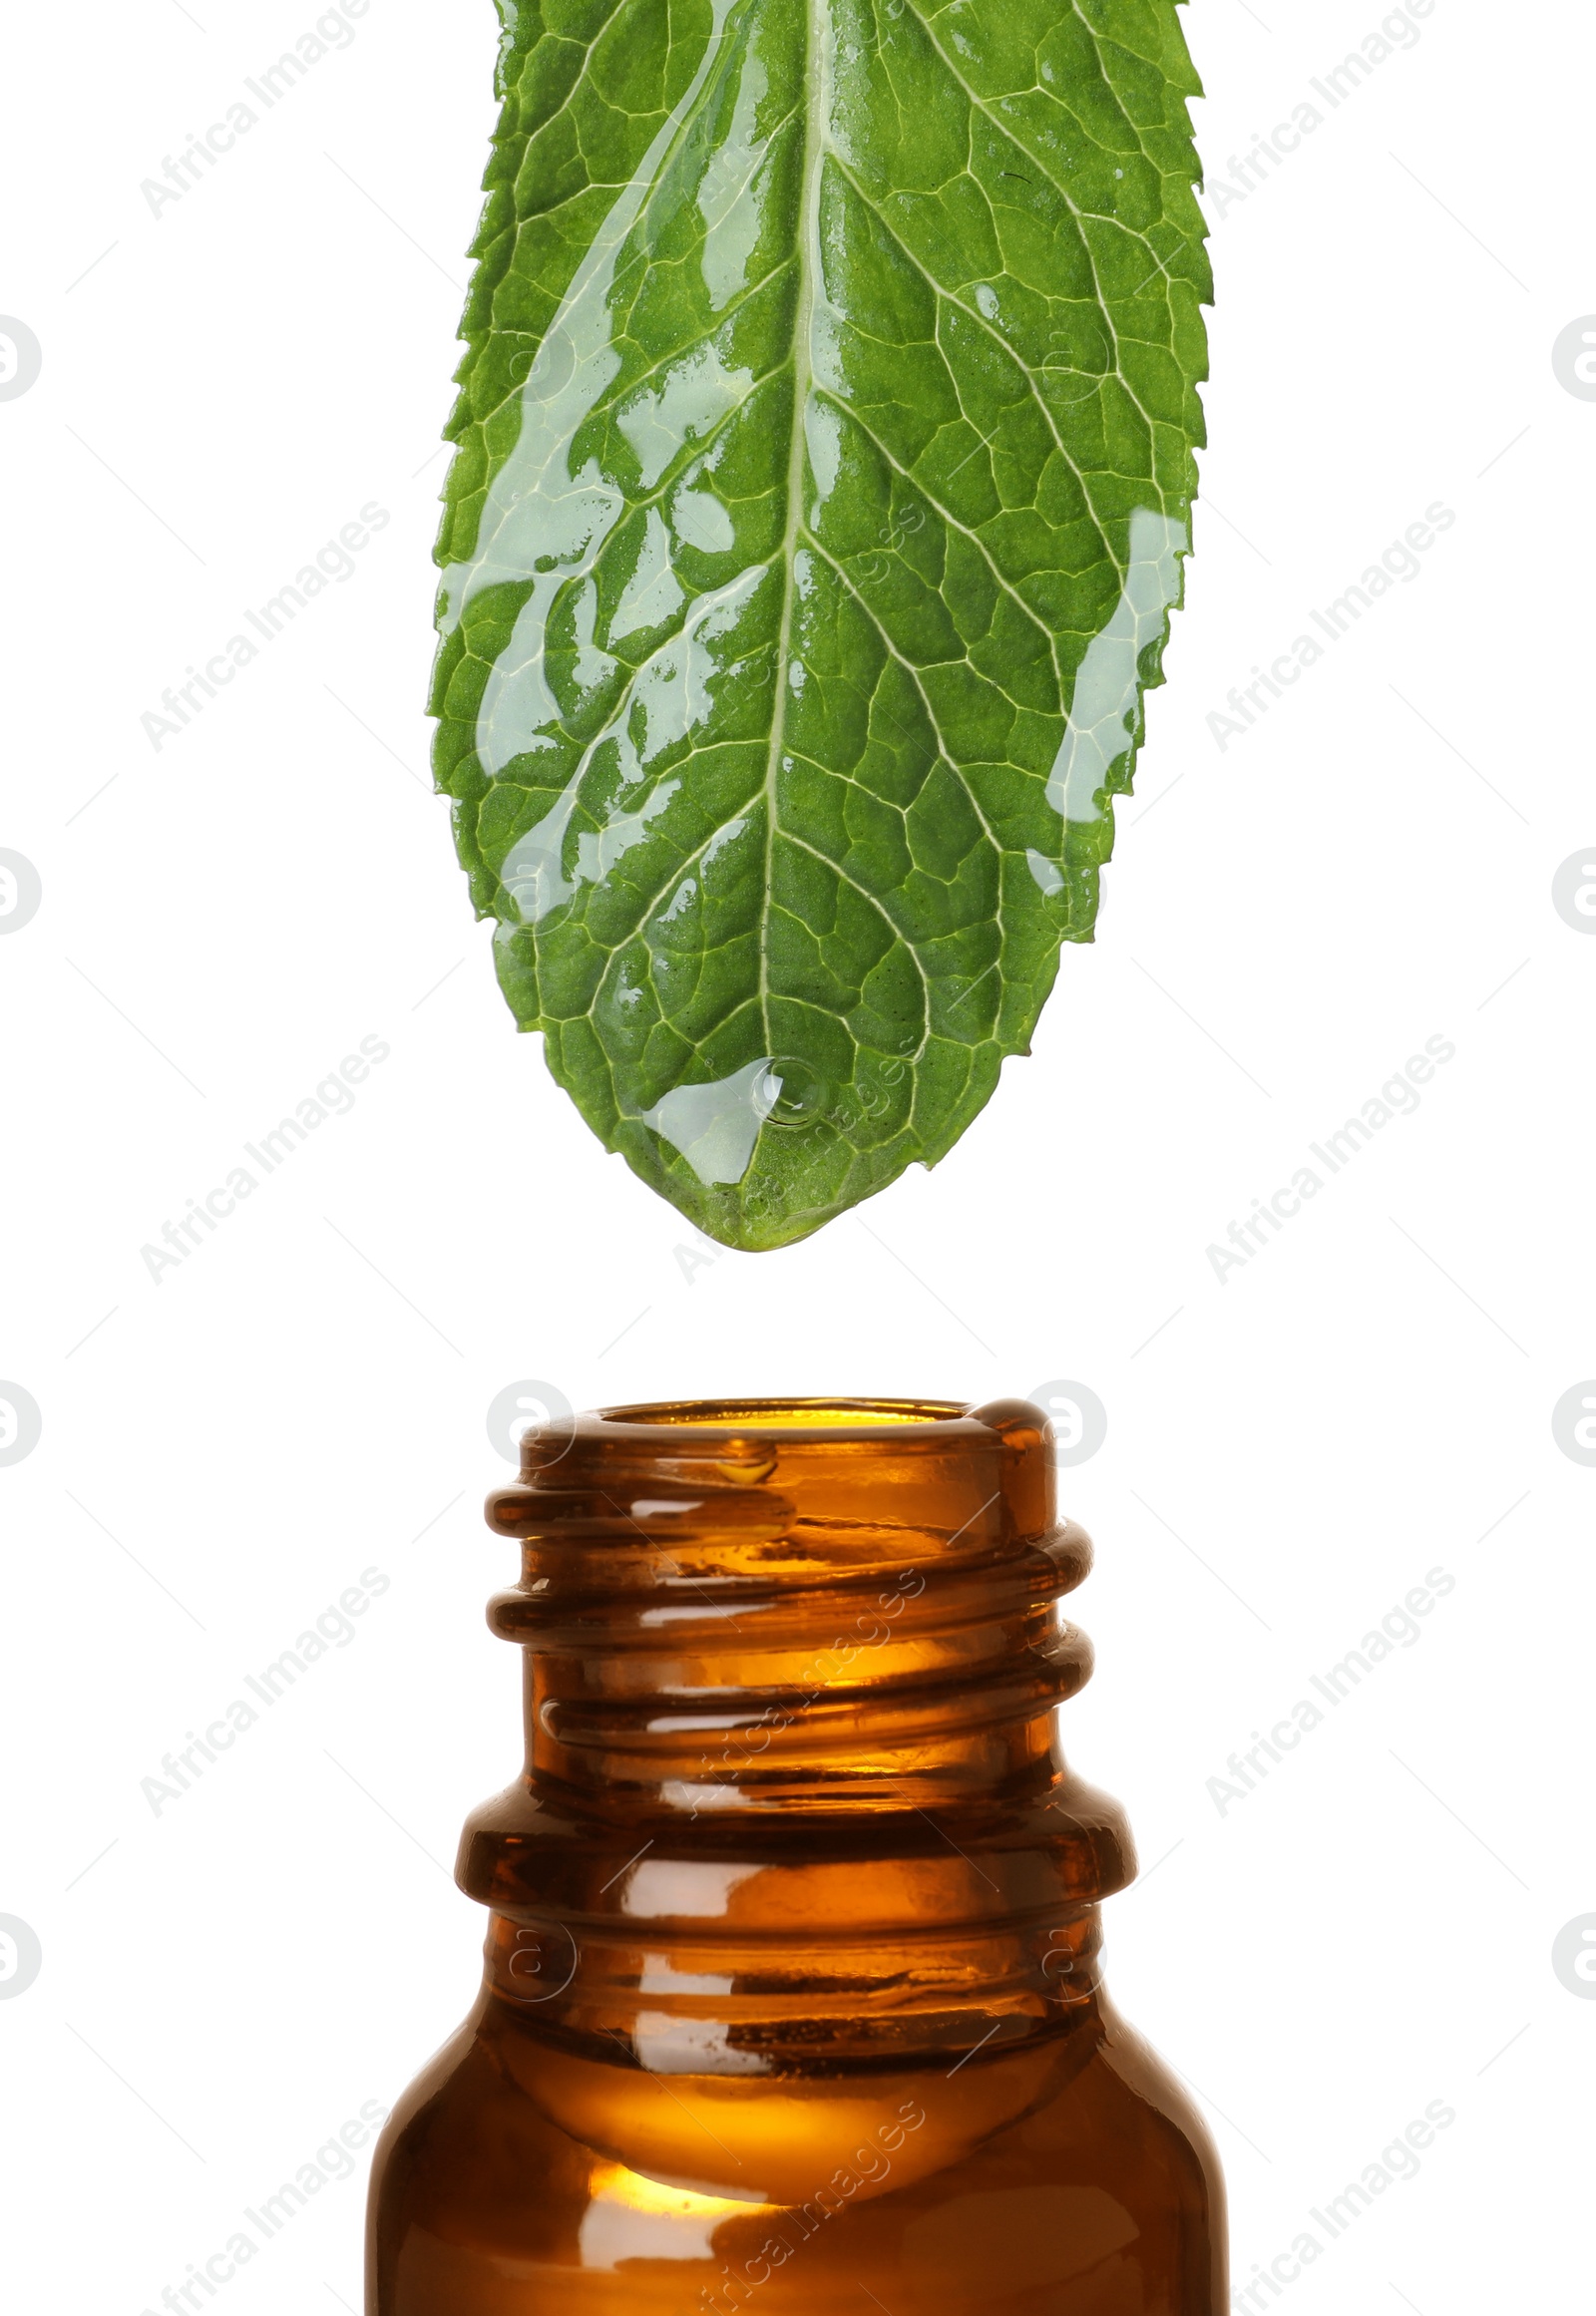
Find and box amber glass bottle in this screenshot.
[367,1397,1225,2312]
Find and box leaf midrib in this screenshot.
[757,0,827,1062]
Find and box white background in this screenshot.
[2,0,1591,2308]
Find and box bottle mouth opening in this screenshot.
[598,1396,966,1435]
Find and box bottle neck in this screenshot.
[460,1398,1133,2075]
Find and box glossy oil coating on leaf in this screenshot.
[432,0,1209,1249]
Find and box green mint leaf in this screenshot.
[433,0,1209,1249]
